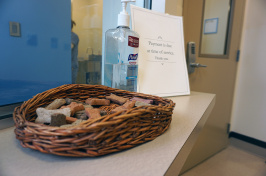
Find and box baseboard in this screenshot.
[0,102,21,120]
[0,114,13,120]
[0,117,14,130]
[229,132,266,149]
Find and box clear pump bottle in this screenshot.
[104,0,139,92]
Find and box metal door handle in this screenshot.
[186,42,207,74]
[190,63,207,68]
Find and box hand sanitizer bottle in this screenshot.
[104,0,139,92]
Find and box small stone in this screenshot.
[111,106,126,114]
[65,98,74,105]
[50,113,66,126]
[74,110,88,120]
[45,99,66,110]
[85,108,101,119]
[122,100,136,109]
[131,97,153,104]
[100,110,107,116]
[111,100,136,114]
[84,104,93,109]
[60,119,85,128]
[35,108,71,124]
[59,124,73,128]
[65,98,85,105]
[66,116,77,123]
[61,102,84,116]
[72,119,84,125]
[85,98,110,106]
[135,101,151,107]
[106,94,129,105]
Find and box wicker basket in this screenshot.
[13,84,175,157]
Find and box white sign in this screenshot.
[130,5,190,97]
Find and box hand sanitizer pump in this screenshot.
[104,0,140,92]
[117,0,135,27]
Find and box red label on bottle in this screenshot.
[128,36,139,48]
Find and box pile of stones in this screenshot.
[34,94,153,128]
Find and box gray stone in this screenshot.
[35,108,71,124]
[60,119,85,128]
[65,98,85,105]
[135,101,151,107]
[65,98,74,105]
[74,110,88,120]
[50,113,66,126]
[131,97,153,104]
[100,110,107,116]
[84,104,93,109]
[45,99,66,110]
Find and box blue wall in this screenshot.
[0,0,71,106]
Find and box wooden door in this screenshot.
[180,0,246,173]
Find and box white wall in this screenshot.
[231,0,266,142]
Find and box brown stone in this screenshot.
[122,100,136,109]
[85,108,101,119]
[61,102,84,116]
[66,116,77,123]
[111,100,136,114]
[85,98,110,106]
[111,106,127,114]
[106,94,129,105]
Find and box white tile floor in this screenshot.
[181,138,266,176]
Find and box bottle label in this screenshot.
[128,54,138,65]
[128,36,139,48]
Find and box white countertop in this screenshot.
[0,92,215,176]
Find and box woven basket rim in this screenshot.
[14,84,174,127]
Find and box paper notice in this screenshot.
[131,5,190,97]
